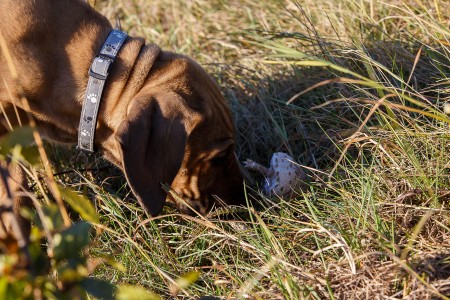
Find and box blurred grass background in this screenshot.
[47,0,450,298]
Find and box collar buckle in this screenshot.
[88,55,113,81]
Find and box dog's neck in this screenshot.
[92,38,161,165]
[0,0,160,166]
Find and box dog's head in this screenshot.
[115,52,244,215]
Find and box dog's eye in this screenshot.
[210,154,227,166]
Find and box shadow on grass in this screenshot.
[219,39,448,170]
[413,252,450,282]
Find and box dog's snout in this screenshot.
[167,192,210,215]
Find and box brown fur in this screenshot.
[0,0,244,235]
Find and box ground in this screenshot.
[4,0,448,299]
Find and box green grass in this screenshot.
[47,0,450,298]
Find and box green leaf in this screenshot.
[95,255,127,272]
[81,278,115,300]
[0,277,8,299]
[0,126,34,154]
[116,285,161,300]
[0,127,42,166]
[20,145,41,166]
[58,267,85,282]
[53,221,91,261]
[28,241,51,275]
[33,204,64,231]
[170,271,200,294]
[0,277,25,300]
[59,186,99,224]
[176,271,200,289]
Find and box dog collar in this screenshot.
[77,29,128,153]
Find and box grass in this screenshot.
[44,0,450,298]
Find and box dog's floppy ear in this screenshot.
[116,97,186,216]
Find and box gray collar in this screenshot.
[77,29,128,153]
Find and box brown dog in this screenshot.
[0,0,244,234]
